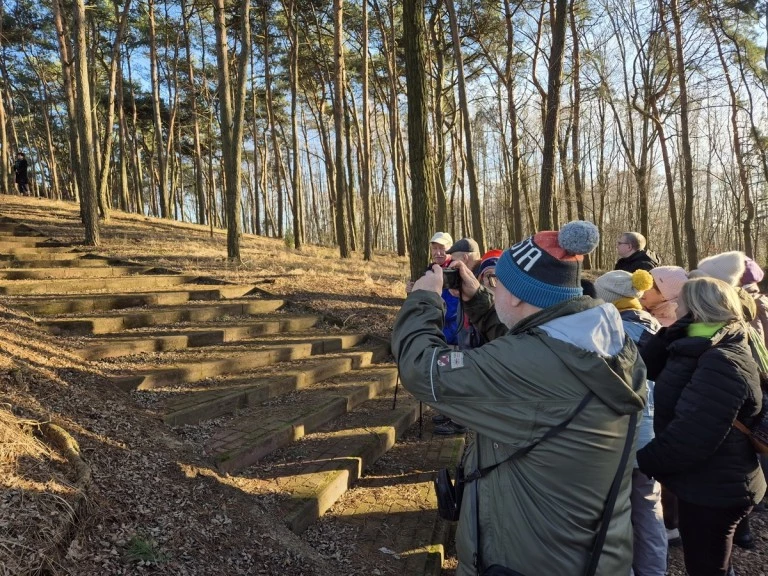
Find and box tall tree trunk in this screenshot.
[403,0,435,278]
[445,0,484,252]
[361,0,373,260]
[568,0,589,267]
[262,2,284,238]
[148,0,169,218]
[538,0,568,231]
[285,0,304,249]
[669,0,697,266]
[181,0,207,225]
[708,5,754,257]
[429,4,448,231]
[504,0,523,242]
[371,0,407,255]
[95,0,131,221]
[52,0,82,203]
[333,0,350,257]
[74,0,99,245]
[343,91,358,252]
[213,0,250,261]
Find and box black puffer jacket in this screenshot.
[614,249,660,273]
[637,322,766,508]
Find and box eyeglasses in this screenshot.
[617,241,629,246]
[482,273,498,288]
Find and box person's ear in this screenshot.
[508,293,523,308]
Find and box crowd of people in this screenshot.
[394,223,766,576]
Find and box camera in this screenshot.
[443,268,461,291]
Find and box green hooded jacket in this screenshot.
[391,289,647,576]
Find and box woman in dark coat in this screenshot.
[637,277,766,576]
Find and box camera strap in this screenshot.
[464,392,594,484]
[471,405,638,576]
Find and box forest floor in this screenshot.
[0,194,766,575]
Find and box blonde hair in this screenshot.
[680,277,743,323]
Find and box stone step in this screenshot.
[307,421,465,576]
[207,366,399,473]
[0,257,111,268]
[15,285,258,316]
[78,315,319,360]
[250,392,421,535]
[163,347,389,425]
[0,246,76,257]
[41,298,285,335]
[0,236,61,247]
[0,265,151,280]
[0,274,199,295]
[111,333,370,391]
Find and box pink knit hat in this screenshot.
[650,266,688,301]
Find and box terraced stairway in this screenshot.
[0,215,462,575]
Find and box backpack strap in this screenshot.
[582,410,637,576]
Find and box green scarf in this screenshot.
[687,322,726,339]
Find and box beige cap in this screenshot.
[429,232,453,248]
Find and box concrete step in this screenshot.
[0,246,76,258]
[111,333,370,391]
[0,236,62,247]
[15,285,257,316]
[0,273,199,295]
[41,298,285,335]
[250,392,421,535]
[0,265,151,280]
[0,257,111,268]
[307,420,465,576]
[207,366,399,472]
[163,347,389,425]
[77,315,319,360]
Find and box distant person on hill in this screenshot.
[615,232,660,273]
[13,152,28,196]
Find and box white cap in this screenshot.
[429,232,453,248]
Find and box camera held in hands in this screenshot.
[443,268,461,291]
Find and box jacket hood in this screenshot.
[535,302,647,416]
[620,308,661,333]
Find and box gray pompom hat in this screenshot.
[495,221,600,308]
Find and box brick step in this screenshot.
[111,334,370,391]
[0,246,75,258]
[307,421,465,576]
[0,273,200,295]
[0,265,151,280]
[207,366,399,473]
[163,347,389,425]
[0,257,111,268]
[247,392,421,535]
[15,285,258,316]
[77,315,319,360]
[41,298,286,335]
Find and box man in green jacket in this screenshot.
[392,221,646,576]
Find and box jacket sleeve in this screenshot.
[462,287,508,342]
[637,349,749,478]
[391,290,537,442]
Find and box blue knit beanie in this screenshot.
[495,221,600,309]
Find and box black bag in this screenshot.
[435,465,465,521]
